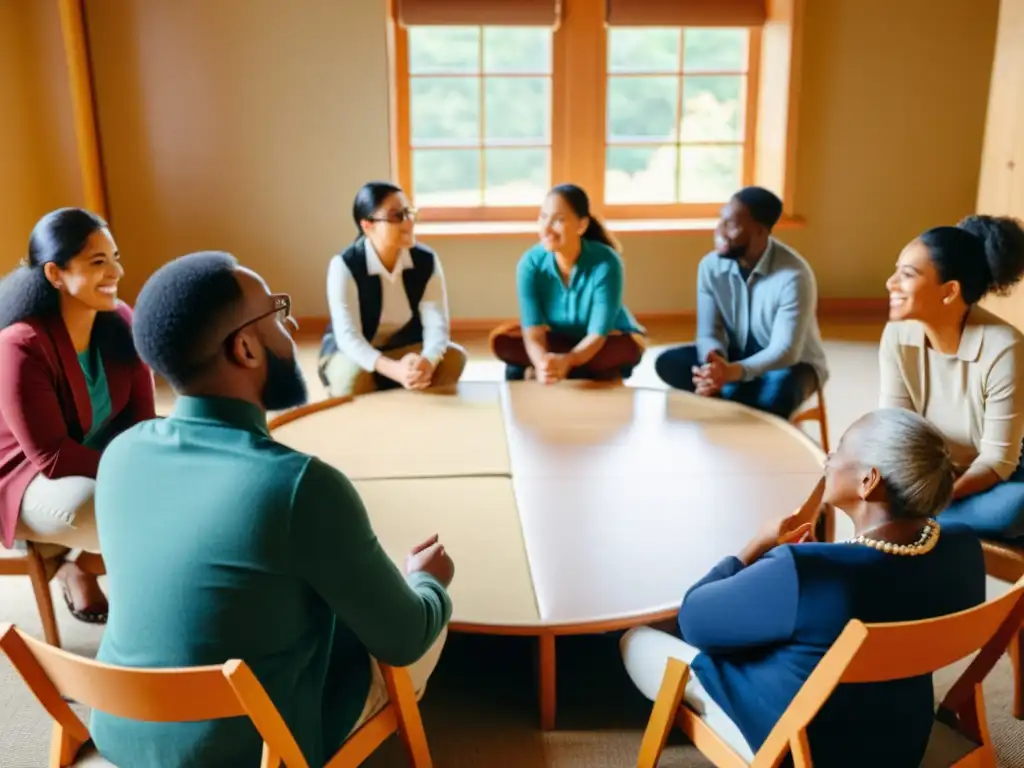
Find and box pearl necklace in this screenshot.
[846,519,940,556]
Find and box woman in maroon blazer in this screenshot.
[0,208,155,623]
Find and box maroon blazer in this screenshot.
[0,302,156,548]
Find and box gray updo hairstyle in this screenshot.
[849,408,955,519]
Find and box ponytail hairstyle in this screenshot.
[0,207,136,361]
[549,184,622,253]
[351,181,403,241]
[919,215,1024,305]
[0,208,108,331]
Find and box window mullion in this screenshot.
[675,27,686,204]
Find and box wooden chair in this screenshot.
[791,382,830,455]
[0,549,107,649]
[0,623,433,768]
[0,544,62,647]
[637,576,1024,768]
[980,539,1024,719]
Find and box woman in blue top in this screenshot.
[490,184,645,383]
[621,407,986,766]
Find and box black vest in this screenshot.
[318,239,436,363]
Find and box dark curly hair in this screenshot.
[919,214,1024,305]
[0,208,135,361]
[131,251,244,390]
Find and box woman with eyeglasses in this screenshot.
[318,182,466,397]
[0,208,156,625]
[490,184,646,383]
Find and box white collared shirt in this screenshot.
[326,238,451,371]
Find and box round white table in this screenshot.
[269,380,827,729]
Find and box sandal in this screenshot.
[62,582,108,624]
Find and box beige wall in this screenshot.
[0,0,83,272]
[80,0,999,318]
[0,1,42,270]
[23,0,83,213]
[85,0,392,308]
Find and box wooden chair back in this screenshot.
[753,576,1024,767]
[790,382,830,454]
[0,623,309,768]
[640,577,1024,768]
[979,539,1024,719]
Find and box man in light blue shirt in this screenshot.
[654,187,828,419]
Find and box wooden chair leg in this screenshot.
[381,665,433,768]
[1010,625,1022,720]
[637,657,690,768]
[25,545,60,648]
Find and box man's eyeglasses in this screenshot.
[366,208,418,225]
[225,293,292,340]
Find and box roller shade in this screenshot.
[398,0,561,27]
[606,0,767,27]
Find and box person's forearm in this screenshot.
[565,333,607,368]
[292,461,453,666]
[522,329,549,369]
[696,335,725,362]
[952,464,1001,500]
[735,340,800,381]
[373,353,403,383]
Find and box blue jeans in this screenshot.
[654,344,818,420]
[939,461,1024,541]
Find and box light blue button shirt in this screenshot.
[695,238,829,386]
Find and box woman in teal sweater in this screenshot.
[491,184,645,383]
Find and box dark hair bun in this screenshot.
[957,214,1024,297]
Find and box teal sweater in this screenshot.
[91,396,451,767]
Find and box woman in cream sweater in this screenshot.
[879,214,1024,540]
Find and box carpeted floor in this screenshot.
[2,326,1023,767]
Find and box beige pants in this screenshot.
[348,627,448,736]
[620,626,756,762]
[321,343,467,398]
[14,474,99,560]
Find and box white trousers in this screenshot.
[348,627,448,736]
[14,474,99,558]
[620,626,756,762]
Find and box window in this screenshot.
[405,26,553,209]
[389,0,800,226]
[605,28,753,206]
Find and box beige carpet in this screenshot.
[2,334,1023,767]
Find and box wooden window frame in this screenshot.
[600,27,761,221]
[387,0,804,231]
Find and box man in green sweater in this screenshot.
[91,251,454,767]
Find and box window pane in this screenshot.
[680,75,745,142]
[410,78,480,146]
[413,149,481,206]
[607,76,679,142]
[606,145,677,204]
[609,28,680,73]
[483,27,551,73]
[408,27,480,74]
[682,28,748,72]
[484,148,549,205]
[679,145,742,202]
[485,78,549,144]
